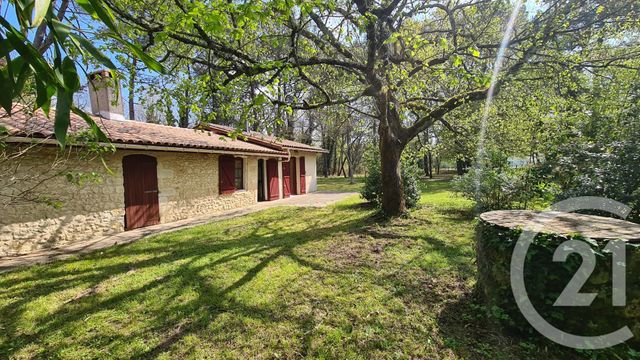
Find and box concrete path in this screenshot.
[0,191,358,272]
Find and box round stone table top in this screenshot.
[480,210,640,242]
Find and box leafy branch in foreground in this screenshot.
[0,0,166,147]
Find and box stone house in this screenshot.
[0,70,327,256]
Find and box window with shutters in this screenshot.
[219,155,236,194]
[234,158,244,190]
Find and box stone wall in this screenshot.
[303,152,318,193]
[0,146,259,256]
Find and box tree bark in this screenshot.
[379,123,405,216]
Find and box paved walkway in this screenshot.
[0,191,358,272]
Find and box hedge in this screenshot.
[476,218,640,344]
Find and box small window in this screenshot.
[234,158,244,190]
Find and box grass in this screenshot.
[0,179,626,359]
[316,176,364,192]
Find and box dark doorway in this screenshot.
[123,154,160,230]
[257,159,266,201]
[266,159,279,201]
[290,157,297,195]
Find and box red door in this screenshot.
[282,160,291,198]
[290,157,297,195]
[266,159,279,201]
[299,156,306,194]
[123,155,160,230]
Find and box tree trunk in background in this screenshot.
[303,117,315,145]
[456,159,464,176]
[428,151,433,179]
[346,132,354,184]
[177,65,192,128]
[379,123,405,216]
[323,153,330,177]
[331,140,338,175]
[128,57,137,120]
[423,154,429,177]
[178,96,190,128]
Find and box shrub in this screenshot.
[452,150,556,211]
[543,128,640,223]
[361,147,421,210]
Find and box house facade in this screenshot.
[0,70,327,256]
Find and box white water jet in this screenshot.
[473,0,524,200]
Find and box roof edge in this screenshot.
[204,124,328,153]
[4,136,289,157]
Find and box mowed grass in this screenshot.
[0,179,590,359]
[316,176,363,192]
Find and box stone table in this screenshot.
[476,210,640,342]
[480,210,640,242]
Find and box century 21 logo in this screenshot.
[510,197,634,350]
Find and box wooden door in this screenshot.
[266,159,279,201]
[290,157,297,195]
[299,156,306,194]
[282,160,291,198]
[123,155,160,230]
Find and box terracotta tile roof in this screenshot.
[205,124,328,153]
[0,105,288,156]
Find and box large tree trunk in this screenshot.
[379,123,405,216]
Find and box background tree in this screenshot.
[102,0,639,215]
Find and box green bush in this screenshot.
[452,150,557,211]
[542,123,640,223]
[361,147,421,210]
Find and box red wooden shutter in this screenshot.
[299,156,306,194]
[290,157,297,195]
[219,155,236,194]
[267,159,280,200]
[282,160,291,198]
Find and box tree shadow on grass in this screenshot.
[434,288,532,360]
[0,205,377,359]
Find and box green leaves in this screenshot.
[32,0,51,27]
[76,0,118,33]
[72,107,110,143]
[54,87,73,147]
[75,0,165,74]
[1,0,167,148]
[69,33,117,70]
[115,38,165,73]
[53,57,82,148]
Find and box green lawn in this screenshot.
[0,179,608,359]
[316,176,364,192]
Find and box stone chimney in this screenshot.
[88,69,126,120]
